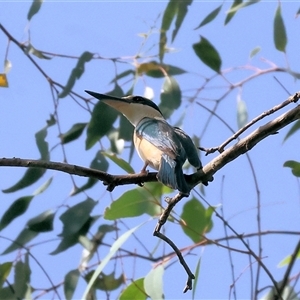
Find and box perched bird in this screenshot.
[85,91,202,195]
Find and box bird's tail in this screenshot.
[157,154,190,195]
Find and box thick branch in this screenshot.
[0,105,299,191]
[0,158,157,191]
[188,104,300,188]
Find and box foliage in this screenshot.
[0,1,300,299]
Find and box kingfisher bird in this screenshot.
[85,90,202,195]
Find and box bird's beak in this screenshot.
[85,90,135,120]
[85,90,126,103]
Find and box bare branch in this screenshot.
[0,158,157,191]
[189,103,300,188]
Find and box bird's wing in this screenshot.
[173,127,202,169]
[135,117,184,160]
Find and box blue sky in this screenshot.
[1,1,300,299]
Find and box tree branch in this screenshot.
[1,103,299,191]
[189,103,300,188]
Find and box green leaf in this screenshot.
[224,0,242,25]
[60,198,97,237]
[2,168,46,193]
[0,262,13,288]
[274,4,287,52]
[82,223,145,299]
[79,224,115,266]
[27,43,51,59]
[27,210,54,232]
[192,257,201,300]
[51,199,97,254]
[249,46,261,58]
[278,251,300,267]
[14,256,31,300]
[59,51,94,98]
[226,0,260,16]
[85,85,123,150]
[72,151,109,196]
[171,0,192,42]
[120,278,147,300]
[284,160,300,177]
[180,198,213,243]
[118,115,134,141]
[84,271,124,291]
[3,122,53,193]
[60,123,87,144]
[102,152,135,174]
[237,97,248,129]
[0,196,33,231]
[47,114,56,126]
[104,188,160,220]
[261,281,299,300]
[287,70,300,80]
[64,269,80,300]
[36,125,50,160]
[86,102,118,150]
[284,119,300,142]
[2,228,38,255]
[159,76,181,119]
[0,287,16,299]
[33,177,53,196]
[137,61,186,78]
[193,36,222,73]
[194,5,222,29]
[109,69,134,84]
[27,0,43,21]
[159,0,192,61]
[159,0,177,61]
[51,216,97,255]
[144,265,164,300]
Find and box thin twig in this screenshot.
[153,193,195,292]
[277,239,300,297]
[218,92,300,152]
[213,209,281,298]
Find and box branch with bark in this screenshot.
[1,93,299,191]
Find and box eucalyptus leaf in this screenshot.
[144,265,164,300]
[119,278,147,300]
[284,160,300,177]
[60,123,87,144]
[27,0,43,21]
[2,229,39,255]
[0,196,33,231]
[284,120,300,142]
[180,198,213,243]
[104,188,160,220]
[194,5,222,29]
[14,257,31,300]
[59,51,94,98]
[64,269,80,300]
[159,76,181,119]
[193,36,222,73]
[82,223,145,299]
[274,4,287,52]
[85,85,123,150]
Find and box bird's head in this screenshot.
[85,90,164,126]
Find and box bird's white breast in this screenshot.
[133,131,163,171]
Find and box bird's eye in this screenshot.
[133,96,143,102]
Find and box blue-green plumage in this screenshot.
[135,117,201,194]
[85,90,202,195]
